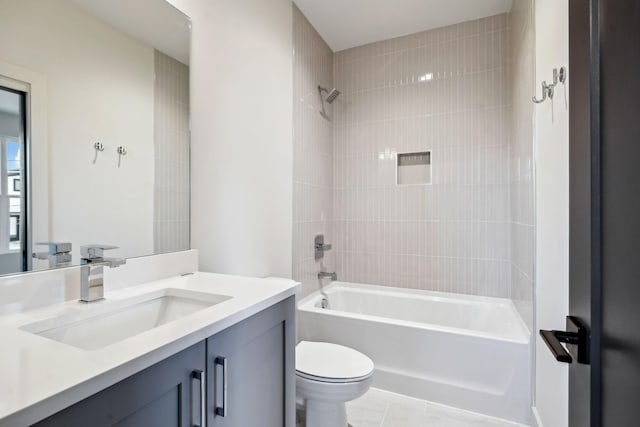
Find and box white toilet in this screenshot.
[296,341,374,427]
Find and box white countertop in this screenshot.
[0,272,299,426]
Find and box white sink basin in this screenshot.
[21,288,231,350]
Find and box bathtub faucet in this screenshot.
[318,271,337,281]
[317,271,335,309]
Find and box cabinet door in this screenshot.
[34,342,206,427]
[206,297,295,427]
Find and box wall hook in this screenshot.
[117,146,127,167]
[532,66,567,105]
[532,81,550,104]
[92,142,104,164]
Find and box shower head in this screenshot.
[325,88,341,104]
[319,86,341,104]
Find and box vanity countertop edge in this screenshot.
[0,272,300,427]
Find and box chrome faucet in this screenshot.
[33,242,72,268]
[317,271,336,309]
[317,271,337,281]
[79,244,126,303]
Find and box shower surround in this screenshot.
[293,4,535,330]
[333,14,511,299]
[292,5,335,297]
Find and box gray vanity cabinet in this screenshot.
[33,342,207,427]
[31,297,295,427]
[206,297,295,427]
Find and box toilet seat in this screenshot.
[296,341,374,384]
[296,370,372,384]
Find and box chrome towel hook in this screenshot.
[92,142,104,164]
[532,81,550,104]
[116,146,127,168]
[532,66,567,104]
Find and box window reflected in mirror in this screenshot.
[0,86,26,274]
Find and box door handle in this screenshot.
[191,370,205,427]
[539,316,590,364]
[540,330,574,362]
[214,357,228,417]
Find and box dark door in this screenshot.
[559,1,640,426]
[596,1,640,426]
[568,1,597,425]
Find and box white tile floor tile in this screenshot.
[344,388,530,427]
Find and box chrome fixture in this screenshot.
[532,66,567,104]
[318,271,337,281]
[80,244,126,303]
[32,242,72,268]
[116,146,127,167]
[316,234,336,308]
[314,234,332,261]
[318,86,341,121]
[317,270,336,309]
[318,86,341,104]
[192,370,206,427]
[93,142,104,164]
[214,357,228,417]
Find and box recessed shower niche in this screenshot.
[396,151,432,185]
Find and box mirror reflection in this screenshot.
[0,0,191,275]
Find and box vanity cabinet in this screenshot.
[34,342,206,427]
[33,298,295,427]
[206,297,294,426]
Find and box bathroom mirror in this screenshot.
[0,0,191,275]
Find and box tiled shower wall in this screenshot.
[153,51,190,253]
[292,8,535,310]
[332,15,512,297]
[292,6,335,297]
[508,0,535,330]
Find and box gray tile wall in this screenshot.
[292,6,335,297]
[332,14,512,297]
[153,50,190,253]
[292,7,535,314]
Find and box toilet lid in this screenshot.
[296,341,374,383]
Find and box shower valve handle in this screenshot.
[314,235,332,260]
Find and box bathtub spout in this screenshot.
[318,271,337,281]
[317,271,336,309]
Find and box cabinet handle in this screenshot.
[214,357,228,417]
[192,370,205,427]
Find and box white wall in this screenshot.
[533,0,569,426]
[167,0,293,278]
[0,0,155,261]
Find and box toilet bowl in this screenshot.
[296,341,374,427]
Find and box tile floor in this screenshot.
[298,388,529,427]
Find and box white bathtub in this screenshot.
[297,282,531,423]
